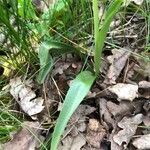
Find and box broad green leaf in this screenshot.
[37,41,79,84]
[93,0,123,75]
[37,42,53,84]
[51,71,96,150]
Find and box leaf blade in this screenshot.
[37,42,53,84]
[93,0,123,75]
[51,71,96,150]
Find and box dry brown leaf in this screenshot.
[113,114,143,147]
[70,134,86,150]
[110,140,123,150]
[98,98,115,130]
[53,62,71,75]
[138,81,150,99]
[143,100,150,112]
[108,83,138,101]
[59,105,96,149]
[63,105,96,138]
[9,77,44,117]
[143,112,150,126]
[132,134,150,149]
[70,105,96,124]
[139,81,150,88]
[109,132,123,150]
[58,134,86,150]
[3,122,42,150]
[104,48,131,84]
[86,119,106,149]
[107,101,134,117]
[58,135,73,150]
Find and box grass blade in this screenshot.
[51,71,96,150]
[93,0,123,75]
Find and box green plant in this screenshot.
[50,0,123,150]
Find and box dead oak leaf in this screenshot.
[104,48,131,84]
[113,114,143,147]
[108,83,138,101]
[132,134,150,149]
[9,77,44,117]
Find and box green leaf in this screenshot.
[93,0,123,75]
[37,42,53,84]
[37,41,79,84]
[51,71,96,150]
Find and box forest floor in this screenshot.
[0,0,150,150]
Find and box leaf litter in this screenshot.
[113,114,143,147]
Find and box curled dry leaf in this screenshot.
[3,122,43,150]
[104,48,131,84]
[113,114,143,147]
[86,119,106,149]
[9,77,44,117]
[132,134,150,149]
[108,83,138,101]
